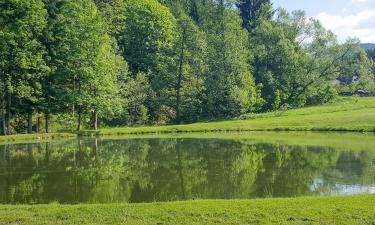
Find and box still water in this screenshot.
[0,137,374,204]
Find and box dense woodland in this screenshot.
[0,0,374,134]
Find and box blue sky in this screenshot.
[272,0,375,43]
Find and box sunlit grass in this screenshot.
[1,195,374,225]
[85,97,375,135]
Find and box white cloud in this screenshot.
[352,0,369,3]
[316,10,375,42]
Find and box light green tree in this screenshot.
[47,0,123,130]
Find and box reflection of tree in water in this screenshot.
[0,138,374,204]
[0,140,152,203]
[252,144,340,198]
[316,151,375,194]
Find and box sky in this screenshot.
[272,0,375,43]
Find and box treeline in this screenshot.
[0,0,374,134]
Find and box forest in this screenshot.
[0,0,374,134]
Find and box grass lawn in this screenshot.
[1,195,374,225]
[83,97,375,136]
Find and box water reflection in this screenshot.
[0,138,374,204]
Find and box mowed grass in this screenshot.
[1,195,374,225]
[84,97,375,136]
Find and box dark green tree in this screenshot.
[0,0,49,134]
[236,0,271,33]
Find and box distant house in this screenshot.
[352,76,359,84]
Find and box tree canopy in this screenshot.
[0,0,373,134]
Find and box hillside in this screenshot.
[85,97,375,135]
[361,43,375,50]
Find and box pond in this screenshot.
[0,133,374,204]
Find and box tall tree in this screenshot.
[251,8,360,109]
[0,0,49,134]
[200,0,262,118]
[236,0,271,33]
[159,8,208,123]
[120,0,177,123]
[47,0,122,131]
[338,47,375,92]
[121,0,176,74]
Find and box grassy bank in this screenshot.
[1,195,374,225]
[0,133,76,144]
[2,97,375,145]
[82,97,375,136]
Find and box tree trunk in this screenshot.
[77,106,82,131]
[37,115,41,134]
[45,112,49,133]
[0,68,6,135]
[176,27,186,123]
[1,97,6,135]
[6,92,11,134]
[27,111,33,134]
[92,111,98,130]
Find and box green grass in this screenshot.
[82,97,375,136]
[1,195,374,225]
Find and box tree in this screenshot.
[94,0,127,40]
[236,0,271,33]
[119,73,151,125]
[88,35,124,130]
[200,1,262,118]
[338,47,375,92]
[121,0,176,74]
[366,48,375,76]
[0,0,49,134]
[251,8,356,109]
[172,13,207,123]
[120,0,177,123]
[47,0,122,131]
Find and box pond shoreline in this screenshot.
[1,195,374,224]
[1,129,375,146]
[2,97,375,144]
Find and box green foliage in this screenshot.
[165,11,208,123]
[121,0,176,74]
[338,47,375,92]
[0,0,49,134]
[200,1,262,118]
[118,73,151,125]
[251,7,361,110]
[46,0,123,130]
[1,0,374,134]
[236,0,271,32]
